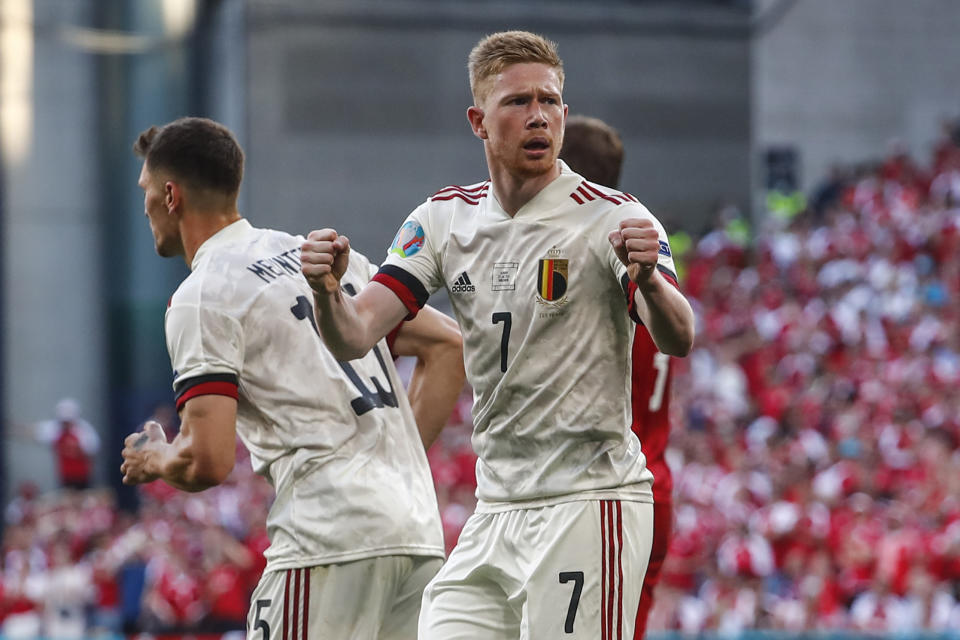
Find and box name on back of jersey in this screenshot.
[246,247,303,283]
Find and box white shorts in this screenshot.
[247,555,442,640]
[419,499,653,639]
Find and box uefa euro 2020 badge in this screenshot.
[390,221,425,258]
[536,246,569,307]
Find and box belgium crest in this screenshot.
[536,246,569,306]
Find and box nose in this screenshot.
[526,103,547,129]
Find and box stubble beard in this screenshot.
[509,147,557,180]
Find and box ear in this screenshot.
[467,106,487,140]
[164,181,182,215]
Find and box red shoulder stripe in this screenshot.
[432,183,489,198]
[583,182,627,206]
[432,192,483,205]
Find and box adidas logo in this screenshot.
[451,272,476,293]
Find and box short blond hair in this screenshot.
[468,30,564,105]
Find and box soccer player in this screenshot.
[561,115,675,639]
[300,31,695,639]
[119,117,465,639]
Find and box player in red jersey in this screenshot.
[560,115,675,639]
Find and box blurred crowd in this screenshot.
[642,120,960,633]
[0,440,271,638]
[4,118,960,637]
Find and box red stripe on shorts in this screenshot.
[608,501,617,638]
[283,570,291,640]
[601,501,608,640]
[292,568,301,640]
[616,501,624,640]
[302,568,310,640]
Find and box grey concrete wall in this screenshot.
[2,0,105,492]
[1,0,247,500]
[754,0,960,195]
[245,0,753,256]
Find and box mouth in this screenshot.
[522,137,551,157]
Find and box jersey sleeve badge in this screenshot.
[389,221,425,258]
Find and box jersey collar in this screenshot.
[486,160,583,221]
[191,218,252,271]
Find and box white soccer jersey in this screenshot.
[166,219,443,571]
[375,162,678,511]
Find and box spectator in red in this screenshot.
[560,115,677,639]
[139,546,205,632]
[200,526,254,632]
[34,398,100,490]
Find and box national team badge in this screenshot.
[389,221,425,258]
[536,247,569,306]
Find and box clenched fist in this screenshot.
[120,420,167,485]
[301,229,351,295]
[608,218,662,287]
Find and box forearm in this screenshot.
[151,433,226,492]
[313,288,379,360]
[633,274,695,356]
[124,396,237,492]
[407,343,466,449]
[314,282,413,361]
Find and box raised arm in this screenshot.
[120,394,237,492]
[609,218,695,357]
[301,229,410,360]
[391,305,465,449]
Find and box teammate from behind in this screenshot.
[561,115,676,639]
[119,117,464,639]
[300,31,694,639]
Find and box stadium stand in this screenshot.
[3,117,959,637]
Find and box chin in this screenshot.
[156,240,179,258]
[518,159,556,178]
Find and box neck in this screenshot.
[180,209,242,268]
[487,159,561,217]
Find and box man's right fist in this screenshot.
[301,229,351,294]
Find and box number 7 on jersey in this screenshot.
[492,312,512,373]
